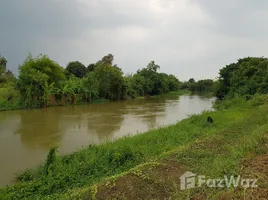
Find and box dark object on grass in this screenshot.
[207,116,213,123]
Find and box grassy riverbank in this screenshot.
[1,95,268,199]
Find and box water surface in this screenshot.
[0,94,215,186]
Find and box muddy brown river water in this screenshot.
[0,94,215,187]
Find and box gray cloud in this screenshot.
[1,0,268,80]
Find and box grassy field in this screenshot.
[1,95,268,199]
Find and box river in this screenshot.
[0,94,215,187]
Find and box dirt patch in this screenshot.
[243,154,268,174]
[141,159,185,185]
[219,188,268,200]
[217,153,268,200]
[93,135,268,200]
[95,160,186,200]
[96,174,169,200]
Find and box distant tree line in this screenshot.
[179,78,215,93]
[0,54,183,109]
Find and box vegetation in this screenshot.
[215,57,268,99]
[0,54,186,111]
[1,54,268,199]
[85,96,268,200]
[1,94,268,199]
[66,61,87,78]
[180,78,216,93]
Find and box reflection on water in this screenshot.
[0,94,215,186]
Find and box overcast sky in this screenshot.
[1,0,268,80]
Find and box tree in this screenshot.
[17,54,65,107]
[215,57,268,98]
[168,75,180,91]
[87,63,96,72]
[137,61,160,95]
[146,61,160,72]
[0,56,15,85]
[82,72,99,101]
[94,61,124,100]
[101,54,114,65]
[125,74,145,98]
[56,77,83,105]
[188,78,195,83]
[0,55,7,75]
[66,61,87,78]
[97,54,123,73]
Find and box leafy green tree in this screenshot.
[94,61,124,100]
[56,78,80,105]
[0,55,7,75]
[137,61,160,95]
[87,63,96,72]
[96,54,123,73]
[125,74,145,98]
[153,73,170,94]
[135,61,180,96]
[42,82,56,107]
[215,57,268,98]
[0,55,15,86]
[82,72,99,102]
[167,75,180,91]
[17,55,65,107]
[66,61,87,78]
[101,54,114,65]
[17,68,49,107]
[188,78,195,83]
[194,79,214,92]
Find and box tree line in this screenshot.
[2,53,266,111]
[0,54,183,109]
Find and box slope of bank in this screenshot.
[72,99,268,200]
[1,95,268,199]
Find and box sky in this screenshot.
[1,0,268,81]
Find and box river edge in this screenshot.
[0,90,190,112]
[2,95,266,199]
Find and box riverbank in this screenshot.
[0,90,190,112]
[1,95,267,199]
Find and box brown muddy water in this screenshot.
[0,94,215,187]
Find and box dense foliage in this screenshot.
[2,54,268,199]
[0,54,183,111]
[2,54,268,111]
[66,61,87,78]
[215,57,268,99]
[16,55,66,108]
[180,78,215,93]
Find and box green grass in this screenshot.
[172,104,268,199]
[67,96,268,200]
[1,95,266,199]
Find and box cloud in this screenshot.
[1,0,268,80]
